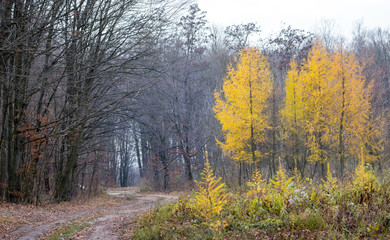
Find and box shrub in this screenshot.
[352,156,378,204]
[193,152,227,231]
[271,158,294,196]
[321,162,339,204]
[292,208,327,230]
[246,169,266,198]
[131,153,390,239]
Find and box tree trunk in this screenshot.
[133,123,143,178]
[338,75,346,179]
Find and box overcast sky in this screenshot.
[197,0,390,39]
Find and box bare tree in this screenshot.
[0,0,189,203]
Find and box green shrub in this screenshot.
[292,208,327,230]
[263,193,286,216]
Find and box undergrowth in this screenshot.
[130,161,390,240]
[46,218,92,240]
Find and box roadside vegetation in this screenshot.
[131,157,390,239]
[129,22,389,240]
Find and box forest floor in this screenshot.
[0,187,179,240]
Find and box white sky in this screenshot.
[197,0,390,39]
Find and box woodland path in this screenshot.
[1,187,178,240]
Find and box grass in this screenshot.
[44,216,94,240]
[47,222,90,240]
[129,167,390,240]
[126,195,138,201]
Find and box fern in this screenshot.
[293,167,303,187]
[322,162,338,193]
[320,162,338,204]
[247,169,266,198]
[271,158,294,195]
[352,148,378,203]
[194,151,227,230]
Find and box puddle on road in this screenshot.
[106,187,139,196]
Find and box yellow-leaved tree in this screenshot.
[283,41,335,177]
[194,151,227,230]
[300,41,335,172]
[284,40,375,178]
[281,60,305,174]
[214,47,273,164]
[331,47,374,176]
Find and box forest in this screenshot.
[0,0,389,213]
[1,0,390,238]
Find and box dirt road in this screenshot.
[1,188,178,240]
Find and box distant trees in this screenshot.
[129,3,213,190]
[224,23,260,54]
[352,25,390,169]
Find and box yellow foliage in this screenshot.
[353,161,377,189]
[247,169,266,198]
[283,40,375,170]
[214,47,273,164]
[194,151,227,230]
[281,60,306,170]
[282,60,305,137]
[321,162,338,193]
[300,41,334,163]
[331,48,373,162]
[353,148,378,193]
[271,158,294,195]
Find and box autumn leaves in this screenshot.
[214,48,272,164]
[214,41,375,177]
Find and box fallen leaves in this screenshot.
[0,188,179,240]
